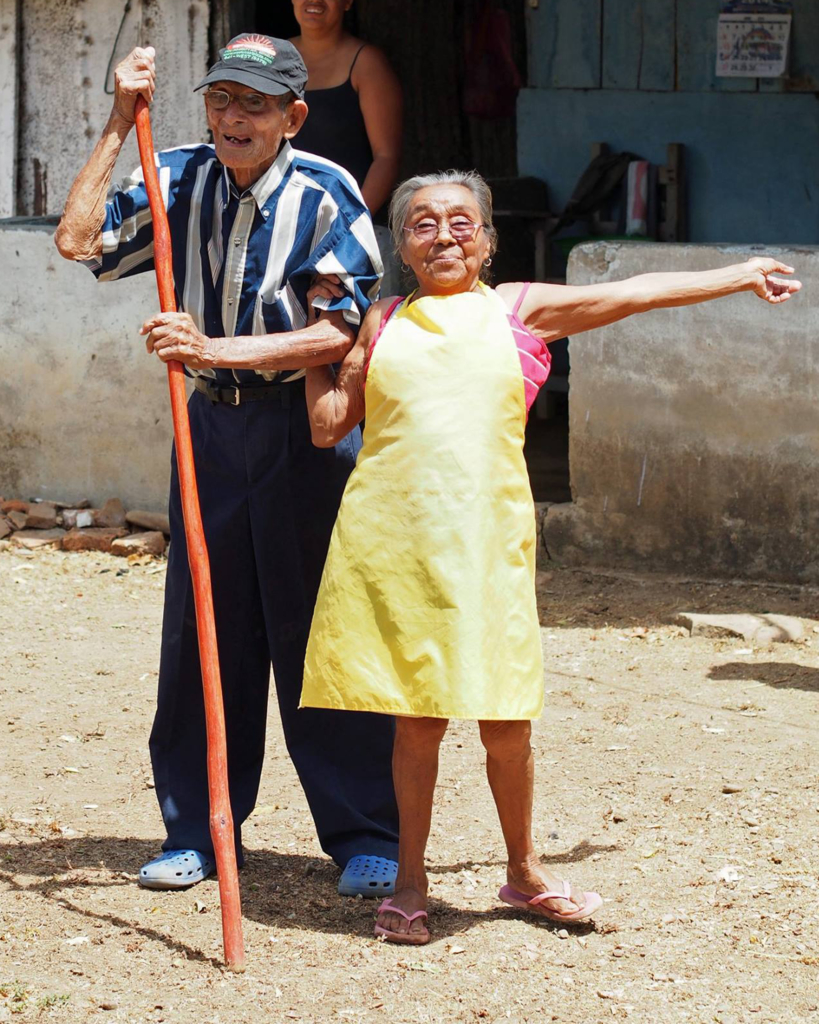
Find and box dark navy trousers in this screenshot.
[149,386,399,867]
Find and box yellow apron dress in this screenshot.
[301,284,544,720]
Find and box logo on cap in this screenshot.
[224,35,278,66]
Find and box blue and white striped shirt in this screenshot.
[88,141,383,383]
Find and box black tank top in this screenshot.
[296,45,373,189]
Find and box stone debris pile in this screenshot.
[0,497,169,557]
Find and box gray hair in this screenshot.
[388,170,498,280]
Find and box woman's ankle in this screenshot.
[507,852,551,884]
[393,873,429,897]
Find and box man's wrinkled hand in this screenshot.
[140,312,222,370]
[113,46,156,125]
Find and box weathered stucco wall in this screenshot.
[16,0,209,216]
[544,242,819,583]
[0,0,211,507]
[0,222,174,510]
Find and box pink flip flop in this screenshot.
[499,881,603,923]
[374,898,430,945]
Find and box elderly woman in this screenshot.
[300,170,800,944]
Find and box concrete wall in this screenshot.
[543,241,819,584]
[0,0,211,508]
[15,0,209,216]
[0,222,174,510]
[0,0,20,217]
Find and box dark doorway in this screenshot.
[209,0,570,504]
[211,0,524,181]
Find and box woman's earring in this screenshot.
[401,263,410,272]
[484,257,493,267]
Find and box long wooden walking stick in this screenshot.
[134,94,245,972]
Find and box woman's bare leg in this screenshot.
[479,720,584,915]
[376,716,449,938]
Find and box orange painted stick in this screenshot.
[134,95,245,972]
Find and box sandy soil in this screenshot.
[1,546,818,1024]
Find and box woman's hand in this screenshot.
[745,257,802,304]
[140,312,223,369]
[307,274,346,325]
[309,273,346,301]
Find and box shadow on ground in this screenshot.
[0,834,613,953]
[708,661,819,693]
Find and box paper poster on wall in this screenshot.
[716,0,792,78]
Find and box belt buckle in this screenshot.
[225,385,241,406]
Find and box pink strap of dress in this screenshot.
[507,282,551,415]
[364,296,404,381]
[513,281,531,316]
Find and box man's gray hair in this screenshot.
[388,169,499,274]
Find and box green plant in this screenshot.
[0,980,30,1013]
[37,993,70,1010]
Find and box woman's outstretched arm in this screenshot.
[305,298,391,447]
[497,257,802,345]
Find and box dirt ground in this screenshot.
[1,546,818,1024]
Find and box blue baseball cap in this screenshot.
[195,34,307,99]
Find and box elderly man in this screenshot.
[55,35,399,895]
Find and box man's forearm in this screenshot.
[210,315,356,371]
[54,110,134,262]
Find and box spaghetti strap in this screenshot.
[512,282,531,317]
[364,296,404,381]
[348,44,367,78]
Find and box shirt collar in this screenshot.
[220,142,296,211]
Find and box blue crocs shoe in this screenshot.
[338,855,398,898]
[138,849,215,890]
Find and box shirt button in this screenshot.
[228,298,234,305]
[262,210,270,219]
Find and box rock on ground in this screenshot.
[25,502,58,530]
[6,509,28,531]
[125,510,171,536]
[62,527,128,553]
[93,499,127,529]
[8,528,66,549]
[62,509,96,530]
[110,531,166,557]
[678,612,804,643]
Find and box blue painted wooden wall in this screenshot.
[520,0,819,244]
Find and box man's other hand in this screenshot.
[114,46,157,125]
[141,312,222,370]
